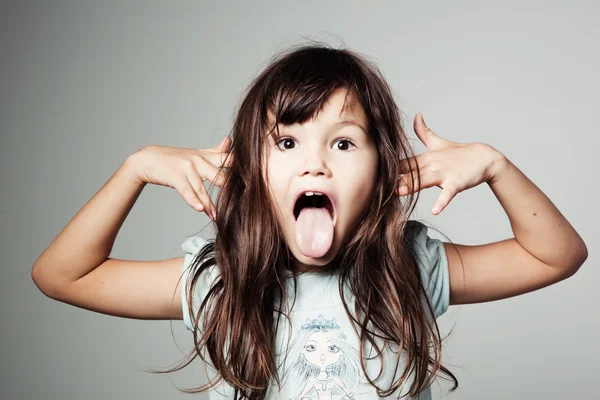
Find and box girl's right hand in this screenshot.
[132,137,234,220]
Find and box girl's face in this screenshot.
[303,331,342,367]
[263,88,378,272]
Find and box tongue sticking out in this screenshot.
[295,207,334,258]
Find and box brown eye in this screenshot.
[336,139,355,151]
[276,137,355,151]
[276,138,296,150]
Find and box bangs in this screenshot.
[260,47,368,140]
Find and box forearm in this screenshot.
[32,151,146,290]
[487,149,588,272]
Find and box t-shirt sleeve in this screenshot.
[180,235,219,332]
[407,221,450,319]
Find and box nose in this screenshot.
[301,147,331,177]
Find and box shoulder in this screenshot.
[405,220,450,319]
[405,220,445,262]
[181,235,218,279]
[181,235,208,254]
[180,235,220,331]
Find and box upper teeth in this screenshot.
[304,191,323,196]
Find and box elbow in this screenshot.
[563,243,588,278]
[574,241,589,270]
[31,264,49,296]
[31,264,61,300]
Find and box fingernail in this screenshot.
[211,210,217,220]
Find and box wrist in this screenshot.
[123,150,148,187]
[484,145,509,185]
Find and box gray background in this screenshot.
[2,1,598,399]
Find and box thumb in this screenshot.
[414,113,448,149]
[413,113,431,138]
[214,136,231,151]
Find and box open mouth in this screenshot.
[293,193,336,224]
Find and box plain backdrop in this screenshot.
[2,1,598,399]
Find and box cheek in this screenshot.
[262,174,288,226]
[341,160,378,221]
[349,164,377,197]
[265,158,292,201]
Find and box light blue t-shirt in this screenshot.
[180,220,450,399]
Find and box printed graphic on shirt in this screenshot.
[278,313,375,399]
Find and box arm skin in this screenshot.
[446,148,588,305]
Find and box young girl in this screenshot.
[31,43,588,399]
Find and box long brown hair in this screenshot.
[156,41,459,398]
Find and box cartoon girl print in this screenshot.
[279,314,364,400]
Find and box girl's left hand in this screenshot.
[397,113,505,215]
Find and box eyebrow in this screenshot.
[332,120,367,134]
[268,119,367,138]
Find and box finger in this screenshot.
[212,136,226,150]
[205,164,228,188]
[414,112,429,131]
[431,188,456,215]
[208,137,234,166]
[414,113,457,150]
[397,162,433,193]
[414,112,434,135]
[202,150,235,169]
[398,155,423,174]
[398,157,414,175]
[221,151,234,169]
[193,155,228,188]
[185,158,217,214]
[173,175,207,214]
[413,113,427,145]
[413,113,444,148]
[186,172,216,219]
[396,169,437,196]
[213,136,232,152]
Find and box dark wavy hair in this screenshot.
[155,41,459,399]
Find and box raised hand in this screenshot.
[133,137,234,220]
[397,113,504,215]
